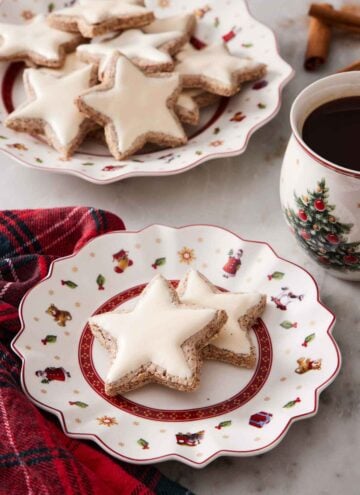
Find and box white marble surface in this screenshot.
[1,0,360,493]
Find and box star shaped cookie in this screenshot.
[178,270,267,368]
[5,66,97,159]
[88,275,227,394]
[175,43,267,96]
[77,28,185,77]
[40,52,90,77]
[76,53,187,160]
[48,0,155,38]
[175,89,220,125]
[143,13,196,46]
[0,14,84,67]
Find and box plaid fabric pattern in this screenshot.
[0,207,192,495]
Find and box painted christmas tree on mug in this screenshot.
[285,179,360,271]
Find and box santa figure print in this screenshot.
[35,367,71,384]
[223,249,243,278]
[271,287,304,311]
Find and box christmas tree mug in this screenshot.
[280,72,360,280]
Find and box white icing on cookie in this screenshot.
[176,43,264,88]
[77,29,182,74]
[89,275,218,381]
[0,14,79,61]
[40,52,89,77]
[80,55,186,153]
[143,13,196,35]
[179,270,263,355]
[7,66,94,146]
[54,0,151,24]
[177,89,204,112]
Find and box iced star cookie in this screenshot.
[178,270,267,368]
[40,52,91,77]
[175,43,267,97]
[175,89,220,125]
[88,274,227,394]
[5,66,97,159]
[77,28,185,76]
[143,13,196,47]
[48,0,155,38]
[0,14,84,68]
[76,53,187,160]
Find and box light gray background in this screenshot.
[1,1,359,494]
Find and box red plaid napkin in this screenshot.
[0,207,192,495]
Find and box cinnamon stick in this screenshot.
[334,23,360,34]
[309,3,360,31]
[336,60,360,73]
[304,6,332,71]
[341,5,360,17]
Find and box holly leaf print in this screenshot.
[283,397,301,408]
[69,401,88,408]
[215,420,232,429]
[302,333,316,347]
[96,274,106,290]
[268,271,285,281]
[280,320,297,329]
[61,280,78,289]
[152,257,166,269]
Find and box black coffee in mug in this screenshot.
[302,96,360,172]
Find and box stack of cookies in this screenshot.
[89,270,266,396]
[1,0,267,160]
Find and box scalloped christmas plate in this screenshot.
[0,0,293,184]
[12,225,340,467]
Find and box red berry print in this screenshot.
[314,199,325,211]
[300,229,311,240]
[326,233,339,245]
[298,209,307,221]
[252,80,268,90]
[343,254,359,265]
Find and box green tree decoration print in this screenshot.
[285,179,360,271]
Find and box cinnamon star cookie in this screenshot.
[76,54,187,160]
[88,274,227,394]
[143,13,196,46]
[40,52,90,77]
[178,270,267,368]
[48,0,155,38]
[77,28,185,76]
[175,43,267,97]
[5,65,97,159]
[0,14,84,68]
[175,89,220,125]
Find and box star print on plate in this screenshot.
[5,66,96,159]
[88,274,227,394]
[76,53,187,160]
[77,29,183,76]
[0,14,83,67]
[49,0,154,38]
[175,43,267,96]
[178,270,267,367]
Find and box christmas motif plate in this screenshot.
[12,225,340,467]
[0,0,293,184]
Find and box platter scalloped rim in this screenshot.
[0,0,294,184]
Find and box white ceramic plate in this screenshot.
[0,0,293,184]
[12,225,340,467]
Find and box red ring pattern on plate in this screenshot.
[79,282,273,421]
